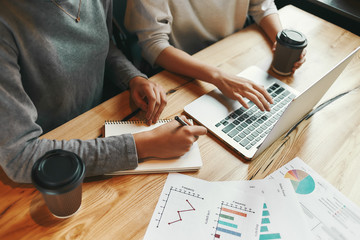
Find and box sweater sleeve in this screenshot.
[248,0,278,25]
[124,0,172,66]
[105,0,147,91]
[0,7,138,184]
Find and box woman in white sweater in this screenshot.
[125,0,305,112]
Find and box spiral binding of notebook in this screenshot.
[104,119,171,125]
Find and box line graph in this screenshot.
[168,199,195,225]
[144,174,265,240]
[156,186,204,228]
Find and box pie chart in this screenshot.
[284,169,315,194]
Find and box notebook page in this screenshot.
[104,120,202,175]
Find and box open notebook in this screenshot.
[104,120,202,175]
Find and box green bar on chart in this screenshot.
[262,210,270,216]
[261,218,270,224]
[220,214,234,220]
[260,226,269,232]
[218,220,237,228]
[259,233,281,240]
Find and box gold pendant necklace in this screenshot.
[51,0,82,23]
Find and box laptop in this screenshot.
[184,47,359,160]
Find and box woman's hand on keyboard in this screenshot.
[214,71,273,111]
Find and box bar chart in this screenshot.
[213,201,255,239]
[259,203,282,240]
[144,174,264,240]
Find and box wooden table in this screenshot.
[1,5,360,239]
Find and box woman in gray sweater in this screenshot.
[0,0,206,183]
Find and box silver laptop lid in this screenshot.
[254,46,360,158]
[184,47,359,160]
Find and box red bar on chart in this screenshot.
[222,207,247,217]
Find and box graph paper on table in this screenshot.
[213,179,313,240]
[144,173,264,240]
[267,157,360,240]
[155,186,204,228]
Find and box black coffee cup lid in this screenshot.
[277,29,307,48]
[31,150,85,195]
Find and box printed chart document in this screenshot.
[144,173,264,240]
[267,157,360,240]
[214,179,313,240]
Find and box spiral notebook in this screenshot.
[104,120,202,175]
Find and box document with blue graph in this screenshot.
[213,179,313,240]
[267,157,360,240]
[143,173,264,240]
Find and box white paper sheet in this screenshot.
[144,173,264,240]
[267,157,360,240]
[213,179,313,240]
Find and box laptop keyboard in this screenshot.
[215,83,296,150]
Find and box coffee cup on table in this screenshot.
[272,29,307,76]
[31,149,86,218]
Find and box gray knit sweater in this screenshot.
[0,0,145,183]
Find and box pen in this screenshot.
[175,116,188,126]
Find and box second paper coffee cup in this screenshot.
[31,149,86,218]
[272,29,307,76]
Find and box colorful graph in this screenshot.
[214,203,252,239]
[259,203,281,240]
[284,169,315,195]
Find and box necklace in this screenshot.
[51,0,82,23]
